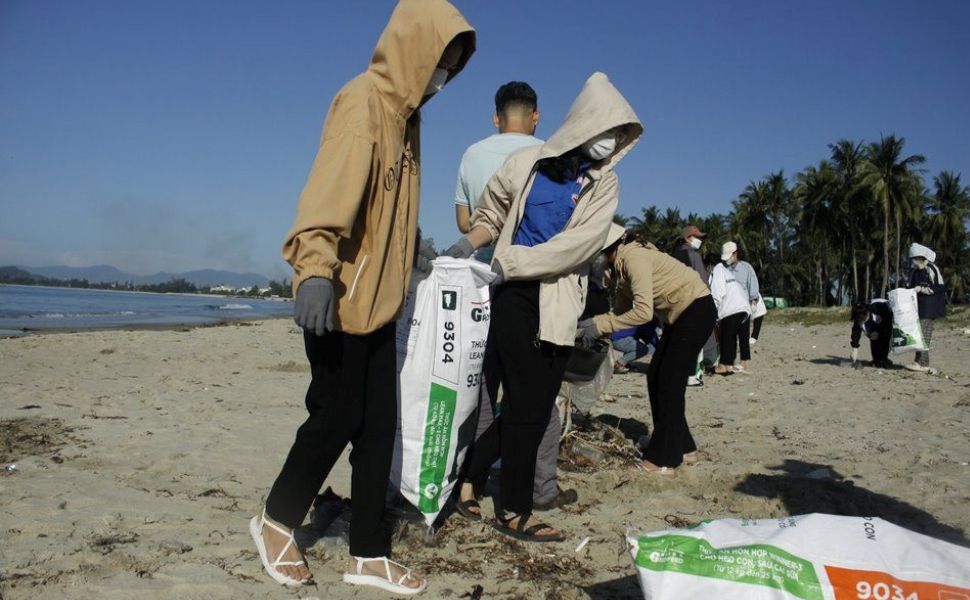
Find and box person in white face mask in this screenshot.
[672,225,718,381]
[906,243,946,373]
[255,0,475,592]
[442,72,642,542]
[709,241,753,374]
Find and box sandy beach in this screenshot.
[2,314,968,599]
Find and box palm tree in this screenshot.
[923,171,970,301]
[829,139,867,300]
[795,161,838,304]
[859,134,926,295]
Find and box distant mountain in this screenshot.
[27,265,132,283]
[136,269,270,288]
[21,265,270,288]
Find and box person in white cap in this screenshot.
[906,242,946,373]
[709,241,753,374]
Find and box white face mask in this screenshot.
[423,68,449,97]
[581,132,617,161]
[690,237,702,250]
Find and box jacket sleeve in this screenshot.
[850,320,862,349]
[746,263,760,301]
[497,173,618,281]
[709,265,725,312]
[593,248,655,335]
[282,130,376,291]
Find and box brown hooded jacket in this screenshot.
[282,0,475,334]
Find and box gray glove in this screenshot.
[415,237,437,274]
[576,318,601,347]
[294,277,335,336]
[443,237,474,259]
[490,261,505,288]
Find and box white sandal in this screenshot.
[343,555,427,595]
[249,510,311,586]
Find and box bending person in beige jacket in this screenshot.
[443,72,642,542]
[579,229,715,473]
[251,0,475,593]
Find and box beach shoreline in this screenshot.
[1,317,967,599]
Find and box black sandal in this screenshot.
[455,497,482,522]
[493,512,564,542]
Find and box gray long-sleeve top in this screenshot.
[729,260,760,302]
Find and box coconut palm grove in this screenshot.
[620,134,970,307]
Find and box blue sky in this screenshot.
[1,0,968,280]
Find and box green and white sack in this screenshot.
[887,288,927,353]
[628,514,970,599]
[392,257,494,527]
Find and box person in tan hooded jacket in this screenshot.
[251,1,474,593]
[444,72,642,541]
[579,227,715,473]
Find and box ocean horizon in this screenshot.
[0,284,292,336]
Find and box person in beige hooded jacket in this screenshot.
[580,228,715,473]
[444,72,642,541]
[251,1,474,593]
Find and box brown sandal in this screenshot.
[493,513,564,542]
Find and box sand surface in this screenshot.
[2,317,968,599]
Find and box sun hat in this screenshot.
[602,223,627,250]
[908,242,936,263]
[682,225,706,239]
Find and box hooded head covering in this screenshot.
[368,0,476,119]
[537,72,643,172]
[909,242,936,263]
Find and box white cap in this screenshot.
[909,242,936,263]
[721,241,738,262]
[602,223,626,250]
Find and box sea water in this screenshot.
[0,284,292,336]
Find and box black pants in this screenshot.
[265,324,396,558]
[751,315,764,340]
[643,296,716,467]
[718,311,750,365]
[462,281,569,515]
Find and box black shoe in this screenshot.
[533,487,579,511]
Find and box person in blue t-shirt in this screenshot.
[454,82,542,263]
[452,82,575,515]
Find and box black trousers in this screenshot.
[642,296,716,467]
[718,311,750,365]
[462,281,569,515]
[265,324,397,558]
[751,315,764,340]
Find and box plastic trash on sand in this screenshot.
[559,348,613,416]
[627,514,970,599]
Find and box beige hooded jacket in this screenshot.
[282,0,475,335]
[472,72,642,346]
[593,240,711,335]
